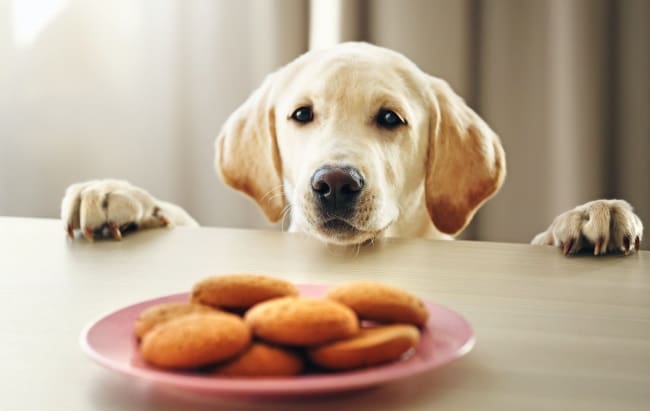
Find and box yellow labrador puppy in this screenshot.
[61,43,643,255]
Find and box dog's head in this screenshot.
[216,42,505,245]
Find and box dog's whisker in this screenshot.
[260,189,280,202]
[260,185,284,202]
[266,193,285,202]
[280,204,292,233]
[324,242,338,256]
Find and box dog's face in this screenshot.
[216,43,505,245]
[274,52,430,244]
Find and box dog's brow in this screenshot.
[372,95,412,121]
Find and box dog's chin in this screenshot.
[311,218,384,246]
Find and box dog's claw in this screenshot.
[563,238,575,256]
[594,237,605,256]
[66,224,74,239]
[635,236,640,251]
[623,236,631,255]
[152,206,169,226]
[83,227,94,242]
[108,222,122,241]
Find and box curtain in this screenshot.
[1,0,648,247]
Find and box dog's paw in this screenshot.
[61,180,170,241]
[532,199,643,256]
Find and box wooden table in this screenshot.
[1,217,648,410]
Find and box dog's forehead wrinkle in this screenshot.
[320,73,408,107]
[274,42,427,105]
[289,56,412,100]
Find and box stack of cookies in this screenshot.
[135,274,429,377]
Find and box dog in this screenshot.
[61,42,643,255]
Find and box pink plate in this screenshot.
[80,284,475,397]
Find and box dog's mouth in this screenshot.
[313,216,387,245]
[321,218,360,233]
[299,188,395,245]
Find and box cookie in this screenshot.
[191,274,299,310]
[134,302,218,339]
[140,312,251,369]
[244,297,359,346]
[214,343,304,377]
[326,282,429,326]
[309,324,420,370]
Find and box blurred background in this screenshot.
[0,0,648,246]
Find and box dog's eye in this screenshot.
[376,109,405,129]
[291,106,314,123]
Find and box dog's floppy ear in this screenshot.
[425,77,506,235]
[215,75,285,222]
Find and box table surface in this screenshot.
[1,217,649,411]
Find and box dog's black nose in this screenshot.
[311,166,364,210]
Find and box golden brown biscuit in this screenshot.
[134,302,218,339]
[141,312,251,369]
[309,324,420,370]
[191,274,299,310]
[326,282,429,326]
[214,343,304,377]
[244,297,359,346]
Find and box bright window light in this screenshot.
[309,0,341,50]
[12,0,69,47]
